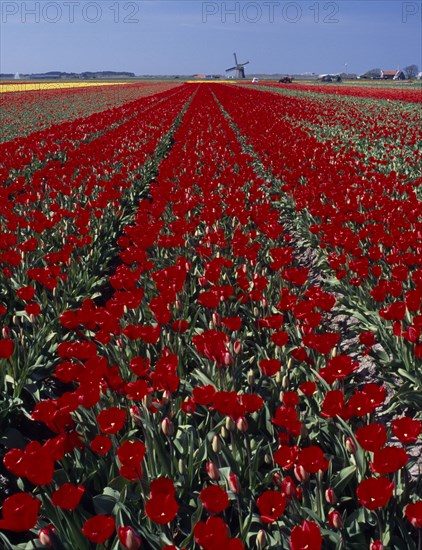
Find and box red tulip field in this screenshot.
[0,81,421,549]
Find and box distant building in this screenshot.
[381,70,406,80]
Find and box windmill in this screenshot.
[226,52,249,79]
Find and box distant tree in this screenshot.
[403,64,418,79]
[361,68,381,79]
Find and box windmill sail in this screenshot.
[226,52,249,79]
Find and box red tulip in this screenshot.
[192,385,216,405]
[257,490,286,523]
[355,423,387,452]
[391,417,422,444]
[96,407,126,434]
[118,526,142,550]
[0,492,40,532]
[90,435,112,454]
[51,483,85,510]
[328,511,343,529]
[193,516,229,549]
[297,446,329,474]
[273,445,298,470]
[370,446,408,474]
[356,477,394,510]
[145,477,179,524]
[16,286,36,301]
[0,339,14,359]
[259,358,281,377]
[82,515,115,543]
[405,501,422,528]
[38,524,57,547]
[290,520,322,550]
[200,484,229,514]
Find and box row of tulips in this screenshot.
[247,83,420,180]
[1,82,181,143]
[0,84,196,411]
[0,82,183,179]
[213,80,422,537]
[213,83,421,372]
[253,82,422,103]
[0,82,421,549]
[252,83,420,179]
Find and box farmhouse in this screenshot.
[381,70,406,80]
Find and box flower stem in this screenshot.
[375,510,384,543]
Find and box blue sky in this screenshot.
[1,1,421,75]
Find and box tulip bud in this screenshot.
[331,347,337,358]
[178,459,184,474]
[370,541,383,550]
[212,312,220,326]
[275,371,283,384]
[129,405,142,424]
[212,434,222,453]
[328,511,343,529]
[220,426,229,439]
[38,525,56,547]
[264,453,272,464]
[282,375,289,390]
[118,526,142,550]
[206,461,220,481]
[247,369,255,385]
[325,488,337,505]
[2,327,11,339]
[294,465,309,482]
[272,472,283,488]
[162,390,171,405]
[345,437,357,454]
[225,416,235,432]
[236,416,248,433]
[228,473,241,494]
[233,340,242,355]
[256,529,267,549]
[142,393,152,409]
[223,351,233,366]
[287,358,293,370]
[282,476,297,498]
[161,417,174,437]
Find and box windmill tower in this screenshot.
[226,53,249,79]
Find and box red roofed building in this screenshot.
[381,70,406,80]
